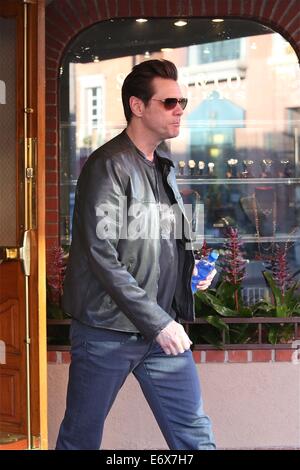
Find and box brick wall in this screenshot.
[48,348,299,364]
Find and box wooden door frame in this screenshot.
[27,0,47,449]
[0,0,47,449]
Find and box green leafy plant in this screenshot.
[252,245,300,344]
[190,234,300,347]
[192,228,255,347]
[47,245,68,320]
[46,245,70,346]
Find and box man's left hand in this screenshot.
[195,268,217,291]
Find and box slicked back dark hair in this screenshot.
[121,59,178,123]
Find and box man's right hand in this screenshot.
[155,320,192,355]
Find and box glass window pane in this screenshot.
[0,18,16,246]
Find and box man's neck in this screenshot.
[126,123,160,162]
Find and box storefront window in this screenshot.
[59,18,300,297]
[189,38,242,64]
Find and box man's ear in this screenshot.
[129,96,144,118]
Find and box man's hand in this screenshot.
[155,320,192,356]
[193,267,217,292]
[195,267,217,291]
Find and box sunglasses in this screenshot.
[151,97,188,110]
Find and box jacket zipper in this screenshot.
[153,164,161,297]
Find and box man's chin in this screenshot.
[167,129,180,139]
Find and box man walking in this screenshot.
[56,59,216,450]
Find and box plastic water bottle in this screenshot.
[191,250,219,293]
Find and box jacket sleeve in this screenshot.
[76,152,173,340]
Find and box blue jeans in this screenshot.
[56,320,216,450]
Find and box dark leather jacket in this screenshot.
[62,130,195,340]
